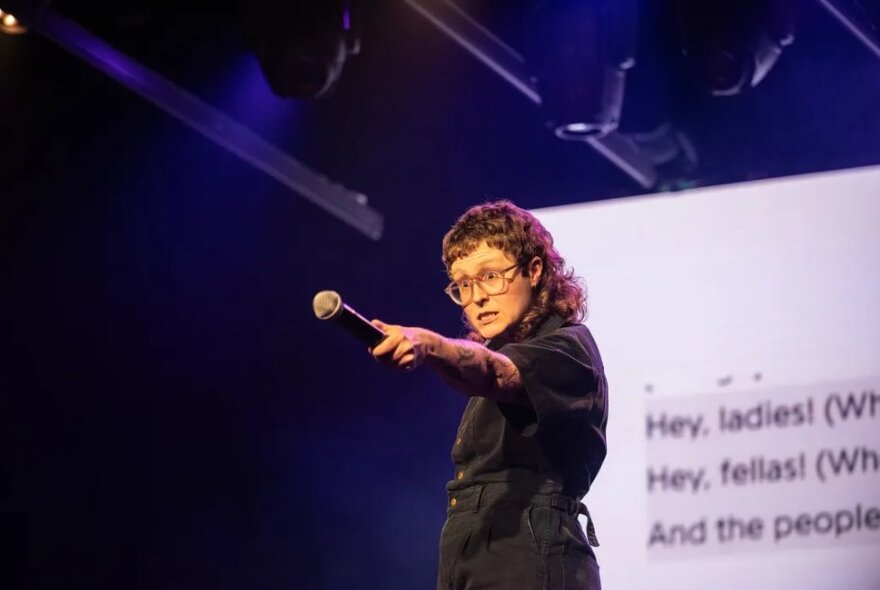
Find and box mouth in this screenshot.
[477,311,499,324]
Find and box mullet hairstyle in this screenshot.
[441,200,587,342]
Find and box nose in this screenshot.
[471,282,490,305]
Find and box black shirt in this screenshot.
[446,314,608,499]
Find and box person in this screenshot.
[371,200,608,589]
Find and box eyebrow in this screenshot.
[451,259,509,280]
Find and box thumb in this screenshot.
[371,319,389,331]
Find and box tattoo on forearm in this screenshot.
[429,338,525,404]
[456,345,477,366]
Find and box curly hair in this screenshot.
[442,200,586,342]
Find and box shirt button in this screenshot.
[450,497,457,507]
[456,471,464,480]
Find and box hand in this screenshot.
[369,319,432,372]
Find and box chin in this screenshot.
[476,328,494,340]
[476,323,507,341]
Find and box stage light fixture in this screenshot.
[524,0,638,140]
[677,0,796,96]
[240,0,361,99]
[0,8,27,34]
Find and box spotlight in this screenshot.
[525,0,638,139]
[240,0,361,99]
[677,0,796,96]
[0,8,27,34]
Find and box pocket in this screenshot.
[438,516,473,584]
[439,516,469,560]
[524,504,553,555]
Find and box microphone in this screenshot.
[312,290,386,347]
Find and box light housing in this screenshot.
[677,0,796,96]
[240,0,360,99]
[525,0,638,139]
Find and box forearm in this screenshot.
[424,332,528,406]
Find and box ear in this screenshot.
[528,256,543,288]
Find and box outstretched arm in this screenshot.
[370,320,528,406]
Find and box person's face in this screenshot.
[449,242,542,342]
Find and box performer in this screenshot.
[371,200,607,589]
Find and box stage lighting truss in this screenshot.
[406,0,658,188]
[817,0,880,59]
[2,0,382,239]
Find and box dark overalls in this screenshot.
[437,316,608,589]
[437,478,600,589]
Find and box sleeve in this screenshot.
[496,325,603,438]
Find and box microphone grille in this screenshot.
[312,290,342,319]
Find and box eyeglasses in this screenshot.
[444,263,521,306]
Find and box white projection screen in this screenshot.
[532,165,880,590]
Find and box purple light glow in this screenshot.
[22,6,382,239]
[342,6,351,31]
[207,54,305,145]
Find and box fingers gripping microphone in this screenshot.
[312,290,386,347]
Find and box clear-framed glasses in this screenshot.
[444,263,521,306]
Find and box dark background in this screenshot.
[2,1,879,588]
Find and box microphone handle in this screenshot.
[338,303,387,347]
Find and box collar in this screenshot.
[487,314,566,350]
[533,313,566,337]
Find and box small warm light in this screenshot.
[0,9,26,34]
